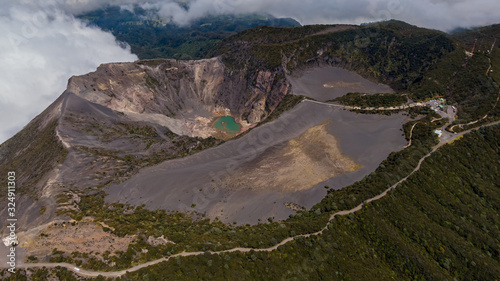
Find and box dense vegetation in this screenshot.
[79,6,299,60]
[80,10,500,124]
[451,23,500,52]
[211,20,500,125]
[413,46,500,121]
[330,92,408,108]
[212,21,455,86]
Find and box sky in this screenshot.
[0,0,499,143]
[0,1,138,143]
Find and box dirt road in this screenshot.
[303,99,427,111]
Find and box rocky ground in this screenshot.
[21,219,133,261]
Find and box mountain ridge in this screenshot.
[0,54,294,233]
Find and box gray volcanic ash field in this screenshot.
[106,101,408,224]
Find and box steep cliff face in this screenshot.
[0,56,291,233]
[66,57,290,138]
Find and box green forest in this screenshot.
[330,92,408,107]
[78,6,299,60]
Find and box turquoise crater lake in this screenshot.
[214,116,241,135]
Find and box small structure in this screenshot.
[466,39,478,57]
[434,129,443,137]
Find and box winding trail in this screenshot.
[486,58,492,76]
[303,99,426,111]
[403,121,420,149]
[14,111,500,278]
[55,94,72,149]
[450,90,499,132]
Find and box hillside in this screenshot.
[121,124,500,280]
[211,20,500,122]
[210,21,455,87]
[78,6,300,60]
[0,56,292,235]
[1,20,500,280]
[451,24,500,52]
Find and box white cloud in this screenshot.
[0,1,137,143]
[57,0,500,31]
[400,0,500,31]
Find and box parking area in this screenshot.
[427,98,456,121]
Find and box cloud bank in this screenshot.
[0,1,138,143]
[60,0,500,31]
